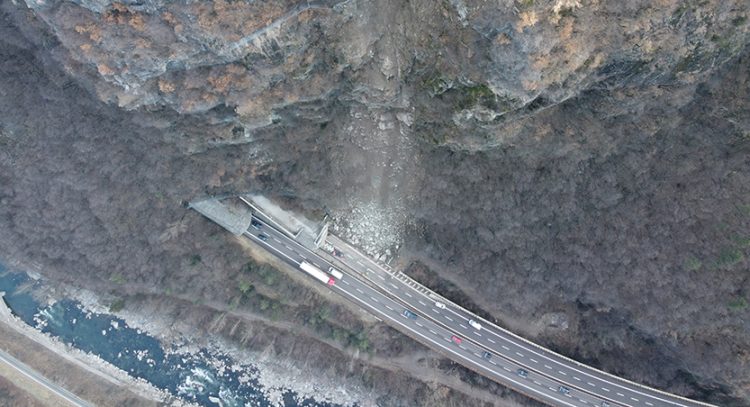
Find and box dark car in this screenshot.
[251,219,263,229]
[601,402,610,407]
[482,351,492,360]
[332,248,344,257]
[558,386,570,395]
[257,233,268,242]
[402,309,418,320]
[516,368,528,378]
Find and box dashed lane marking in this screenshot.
[530,359,538,364]
[601,388,610,392]
[559,371,567,376]
[429,329,437,335]
[580,399,588,405]
[489,360,497,366]
[501,345,510,351]
[432,308,440,314]
[355,288,363,294]
[645,402,654,406]
[544,365,553,370]
[377,275,385,281]
[487,338,496,344]
[366,268,373,273]
[300,254,306,259]
[631,397,639,402]
[459,324,468,329]
[389,283,398,289]
[385,305,394,311]
[616,393,625,397]
[445,316,454,322]
[418,300,427,306]
[285,245,293,250]
[502,367,512,372]
[473,331,481,337]
[533,381,542,386]
[573,376,581,381]
[415,322,423,327]
[515,352,524,357]
[473,352,481,357]
[273,237,281,243]
[458,345,467,350]
[342,280,350,285]
[404,292,412,298]
[587,382,596,387]
[370,297,379,303]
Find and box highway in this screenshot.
[0,349,93,407]
[243,213,714,407]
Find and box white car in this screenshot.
[468,319,482,330]
[434,301,446,309]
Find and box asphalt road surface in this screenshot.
[247,214,714,407]
[0,349,93,407]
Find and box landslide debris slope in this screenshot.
[0,0,749,405]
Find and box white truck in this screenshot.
[300,261,335,286]
[327,266,344,280]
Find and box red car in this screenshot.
[451,335,462,344]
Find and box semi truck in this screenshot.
[300,261,335,286]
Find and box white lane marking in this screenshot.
[370,297,379,303]
[366,268,373,273]
[404,292,412,298]
[631,398,640,402]
[646,402,654,406]
[473,352,481,357]
[343,280,350,285]
[473,331,482,337]
[377,275,386,281]
[516,352,524,357]
[244,233,300,266]
[573,376,581,381]
[432,308,440,314]
[544,365,553,370]
[445,316,454,322]
[355,288,364,294]
[458,345,467,350]
[482,329,694,407]
[559,371,567,376]
[285,245,293,250]
[489,360,497,366]
[459,324,468,329]
[616,393,625,397]
[418,300,427,306]
[389,283,398,289]
[530,358,538,364]
[502,367,512,372]
[580,399,588,405]
[385,305,394,311]
[501,345,510,351]
[273,237,281,243]
[601,388,610,392]
[533,381,542,386]
[356,260,364,266]
[487,338,496,344]
[429,329,437,335]
[415,322,423,327]
[300,254,307,259]
[587,382,596,387]
[330,290,585,407]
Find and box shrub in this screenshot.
[109,298,125,312]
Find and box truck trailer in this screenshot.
[300,261,335,286]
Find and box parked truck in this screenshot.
[300,261,335,286]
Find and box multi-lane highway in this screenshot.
[242,213,714,407]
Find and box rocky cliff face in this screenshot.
[1,0,749,405]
